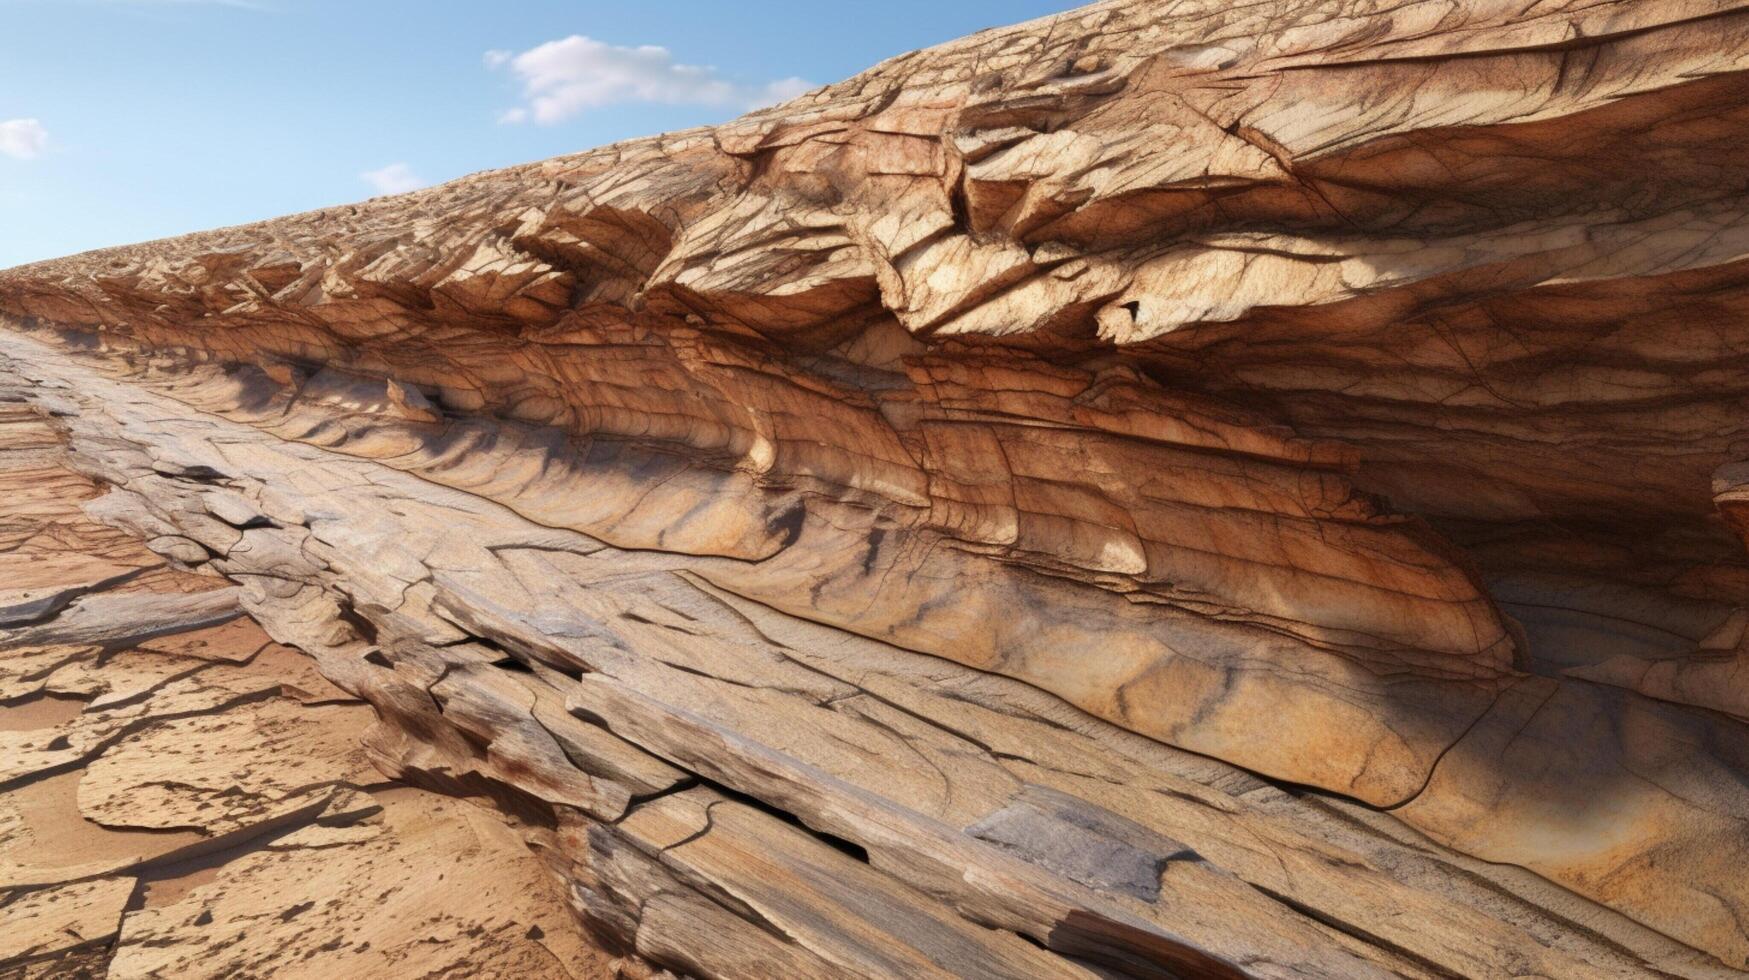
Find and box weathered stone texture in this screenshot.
[0,378,627,979]
[4,0,1749,976]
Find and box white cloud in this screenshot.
[0,119,48,160]
[487,35,813,124]
[360,162,427,196]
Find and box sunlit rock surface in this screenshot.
[4,0,1749,975]
[0,386,622,979]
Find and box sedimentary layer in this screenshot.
[3,0,1749,975]
[0,375,626,979]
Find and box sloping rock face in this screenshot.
[0,384,623,979]
[4,0,1749,975]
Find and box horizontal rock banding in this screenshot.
[5,0,1749,974]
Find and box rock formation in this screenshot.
[4,0,1749,975]
[0,379,621,978]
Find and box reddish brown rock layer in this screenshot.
[3,0,1749,975]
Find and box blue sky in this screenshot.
[0,0,1079,269]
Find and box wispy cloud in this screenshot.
[0,119,48,160]
[360,162,427,196]
[486,36,813,125]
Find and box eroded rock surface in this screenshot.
[3,0,1749,975]
[0,392,623,979]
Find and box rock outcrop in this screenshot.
[4,0,1749,975]
[0,383,623,979]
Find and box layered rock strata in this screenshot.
[4,0,1749,975]
[0,379,625,979]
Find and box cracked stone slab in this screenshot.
[966,784,1199,903]
[107,789,612,980]
[0,876,134,965]
[0,381,626,979]
[4,0,1749,974]
[0,330,1735,976]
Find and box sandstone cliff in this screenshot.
[4,0,1749,976]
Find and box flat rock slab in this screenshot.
[0,396,624,980]
[967,784,1200,903]
[3,0,1749,974]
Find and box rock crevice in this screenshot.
[5,0,1749,975]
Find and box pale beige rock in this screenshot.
[0,392,621,980]
[0,877,133,964]
[77,700,377,834]
[107,789,609,980]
